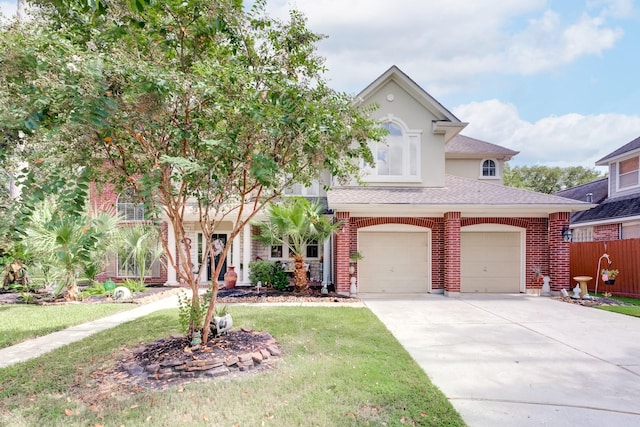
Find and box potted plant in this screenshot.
[601,268,619,285]
[349,251,363,275]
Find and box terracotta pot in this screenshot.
[224,266,238,289]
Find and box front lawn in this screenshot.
[0,306,466,426]
[592,293,640,318]
[0,303,133,349]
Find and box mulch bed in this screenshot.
[553,295,635,307]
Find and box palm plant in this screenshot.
[116,223,164,286]
[253,197,342,292]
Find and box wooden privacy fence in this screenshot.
[570,239,640,298]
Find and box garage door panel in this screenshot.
[359,232,428,293]
[461,232,521,293]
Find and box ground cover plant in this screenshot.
[0,306,466,426]
[0,303,132,349]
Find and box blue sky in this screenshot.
[3,0,639,170]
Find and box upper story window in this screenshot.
[117,188,145,221]
[481,159,497,177]
[284,181,319,197]
[364,119,421,181]
[617,156,639,190]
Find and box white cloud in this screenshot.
[453,99,640,169]
[267,0,626,94]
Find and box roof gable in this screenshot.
[357,66,467,141]
[596,135,640,165]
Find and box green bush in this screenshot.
[122,278,146,293]
[248,260,289,290]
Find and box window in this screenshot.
[571,227,593,242]
[618,156,639,190]
[284,181,320,196]
[270,245,283,258]
[117,188,145,221]
[306,240,319,258]
[117,253,159,277]
[481,159,497,177]
[364,120,420,180]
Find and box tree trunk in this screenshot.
[65,271,78,301]
[293,253,308,293]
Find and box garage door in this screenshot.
[358,232,429,293]
[461,232,521,293]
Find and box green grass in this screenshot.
[0,303,133,349]
[597,305,640,317]
[0,306,466,427]
[592,292,640,317]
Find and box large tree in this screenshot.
[503,164,604,194]
[0,0,382,342]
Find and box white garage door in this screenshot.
[358,232,429,293]
[461,232,521,293]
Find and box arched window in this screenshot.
[365,119,420,180]
[481,159,497,177]
[117,188,145,221]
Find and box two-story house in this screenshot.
[556,136,640,241]
[97,66,592,296]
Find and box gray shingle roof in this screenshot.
[571,193,640,224]
[596,135,640,165]
[328,175,592,214]
[446,135,519,159]
[555,178,609,204]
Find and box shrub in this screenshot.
[248,260,289,290]
[122,278,146,293]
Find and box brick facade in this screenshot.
[593,224,620,241]
[333,213,570,296]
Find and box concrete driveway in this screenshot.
[362,293,640,427]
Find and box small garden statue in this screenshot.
[2,259,29,290]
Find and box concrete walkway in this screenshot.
[0,294,183,368]
[362,293,640,427]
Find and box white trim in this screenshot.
[573,214,640,228]
[241,223,251,284]
[479,158,499,179]
[615,155,640,192]
[362,115,422,181]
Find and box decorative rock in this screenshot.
[113,286,133,301]
[259,349,270,359]
[238,353,253,362]
[145,363,160,374]
[266,345,281,356]
[252,352,263,364]
[225,356,239,366]
[161,359,185,367]
[204,366,231,377]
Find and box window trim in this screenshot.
[479,158,499,179]
[363,116,422,182]
[616,155,640,191]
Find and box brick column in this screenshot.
[549,212,570,293]
[444,212,461,297]
[334,212,351,295]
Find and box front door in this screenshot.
[207,234,227,282]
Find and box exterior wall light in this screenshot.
[562,227,573,242]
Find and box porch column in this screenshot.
[323,236,331,285]
[232,231,241,270]
[241,223,252,285]
[444,212,461,297]
[549,212,570,293]
[335,212,351,295]
[165,219,178,286]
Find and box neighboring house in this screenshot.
[556,136,640,242]
[94,65,592,295]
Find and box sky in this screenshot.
[2,0,639,171]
